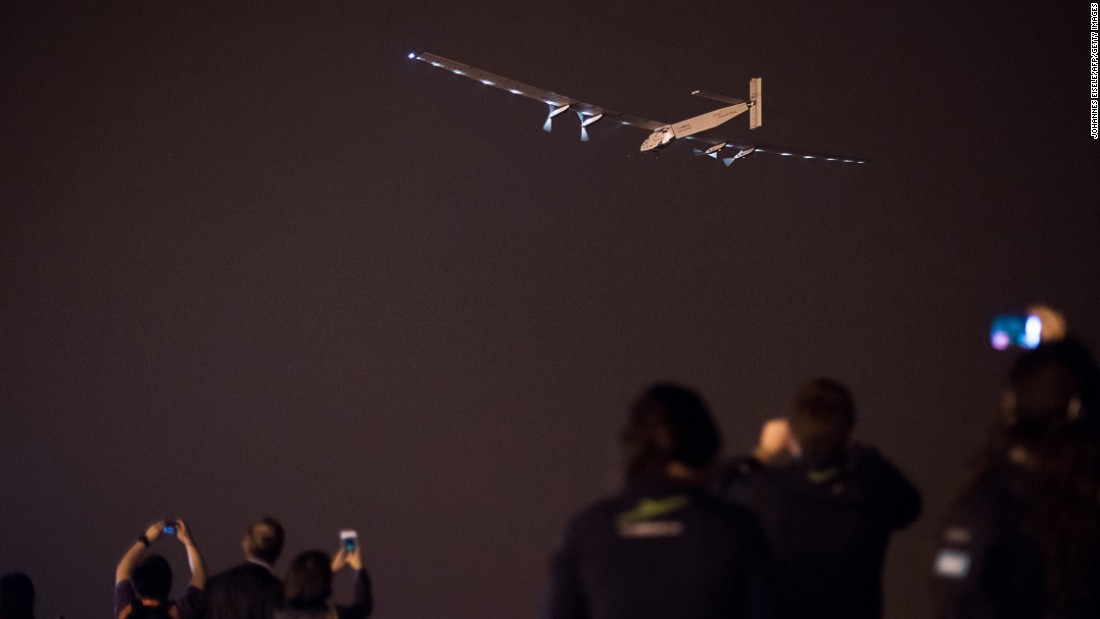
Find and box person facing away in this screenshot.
[205,518,286,619]
[115,520,207,619]
[933,338,1100,619]
[0,572,35,619]
[719,378,921,619]
[275,545,373,619]
[542,383,779,619]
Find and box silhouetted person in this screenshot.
[720,378,921,619]
[115,520,206,619]
[205,518,285,619]
[275,547,372,619]
[1,572,35,619]
[934,339,1100,618]
[542,383,778,619]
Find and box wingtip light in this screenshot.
[407,52,417,60]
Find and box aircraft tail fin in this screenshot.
[749,77,762,129]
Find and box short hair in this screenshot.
[0,572,35,619]
[245,517,285,565]
[788,378,856,466]
[131,555,172,602]
[622,383,721,479]
[283,551,333,609]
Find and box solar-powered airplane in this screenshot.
[409,52,865,167]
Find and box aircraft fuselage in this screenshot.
[639,102,749,152]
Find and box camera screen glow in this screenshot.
[990,314,1042,350]
[1024,315,1042,348]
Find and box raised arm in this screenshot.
[334,545,374,619]
[174,519,207,589]
[116,522,164,584]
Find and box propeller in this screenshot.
[544,103,571,133]
[577,112,589,142]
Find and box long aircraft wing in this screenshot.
[412,52,866,165]
[686,135,867,165]
[410,52,668,131]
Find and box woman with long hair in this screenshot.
[277,546,372,619]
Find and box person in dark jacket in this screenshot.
[933,339,1100,619]
[275,546,372,619]
[205,518,286,619]
[720,378,921,619]
[542,383,779,619]
[1,572,35,619]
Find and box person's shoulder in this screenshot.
[846,444,906,472]
[718,456,766,487]
[693,487,765,526]
[563,493,626,531]
[209,562,279,588]
[163,586,204,619]
[719,456,802,499]
[561,483,695,536]
[207,563,248,587]
[179,585,204,604]
[115,580,139,617]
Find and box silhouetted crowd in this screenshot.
[105,517,373,619]
[3,336,1100,619]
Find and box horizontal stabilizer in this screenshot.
[691,90,744,106]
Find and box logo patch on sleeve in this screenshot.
[934,549,971,579]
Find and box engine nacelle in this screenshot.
[704,142,729,156]
[548,104,572,119]
[581,113,604,127]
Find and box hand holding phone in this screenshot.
[163,521,178,535]
[340,529,358,552]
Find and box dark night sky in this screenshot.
[2,2,1098,618]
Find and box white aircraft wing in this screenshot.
[411,52,668,131]
[687,135,866,165]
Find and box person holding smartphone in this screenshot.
[276,534,372,619]
[934,339,1100,618]
[718,379,921,619]
[115,519,206,619]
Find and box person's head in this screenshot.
[131,555,172,603]
[787,378,856,468]
[243,517,285,566]
[1001,338,1100,451]
[283,551,333,609]
[0,572,35,619]
[622,383,721,480]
